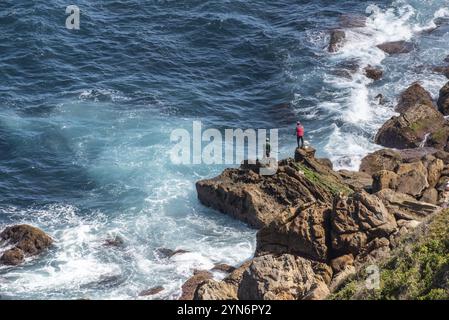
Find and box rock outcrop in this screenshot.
[328,30,346,53]
[196,147,350,229]
[0,225,53,266]
[377,41,414,55]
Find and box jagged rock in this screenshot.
[338,170,373,192]
[212,264,236,274]
[395,162,429,197]
[421,188,439,205]
[331,192,397,257]
[139,286,164,297]
[377,41,414,54]
[237,254,317,300]
[179,270,213,300]
[372,170,398,193]
[395,83,434,113]
[359,149,402,176]
[328,30,346,53]
[375,103,445,149]
[331,254,354,274]
[0,225,53,266]
[195,261,251,300]
[197,149,348,229]
[438,82,449,116]
[364,65,383,81]
[376,189,439,221]
[256,204,331,262]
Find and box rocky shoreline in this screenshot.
[187,68,449,299]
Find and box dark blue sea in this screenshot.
[0,0,448,299]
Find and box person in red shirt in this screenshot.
[296,121,304,148]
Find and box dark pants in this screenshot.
[297,136,304,148]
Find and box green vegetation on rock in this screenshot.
[332,209,449,300]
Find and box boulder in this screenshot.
[395,83,434,114]
[420,188,439,205]
[156,248,190,258]
[375,103,445,149]
[0,224,53,266]
[376,189,439,221]
[438,82,449,116]
[303,280,331,300]
[331,192,397,257]
[179,270,213,300]
[237,254,317,300]
[364,65,383,81]
[372,170,398,193]
[395,162,429,197]
[328,30,346,53]
[329,265,356,292]
[359,149,402,176]
[256,204,331,262]
[195,261,251,300]
[377,41,414,55]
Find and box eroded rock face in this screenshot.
[256,204,331,262]
[0,225,53,266]
[396,162,429,197]
[438,82,449,116]
[372,170,398,193]
[331,192,397,257]
[237,254,317,300]
[328,30,346,53]
[377,41,414,54]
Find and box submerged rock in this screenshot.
[377,41,414,55]
[432,66,449,79]
[364,65,383,81]
[211,263,236,274]
[139,286,164,297]
[328,30,346,53]
[156,248,190,258]
[0,225,53,266]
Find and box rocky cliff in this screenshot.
[190,79,449,300]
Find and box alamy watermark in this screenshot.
[66,5,80,30]
[170,121,279,176]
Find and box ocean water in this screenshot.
[0,0,448,299]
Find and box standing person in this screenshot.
[296,121,304,148]
[264,137,271,158]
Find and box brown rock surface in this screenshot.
[438,82,449,116]
[377,41,414,54]
[179,270,213,300]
